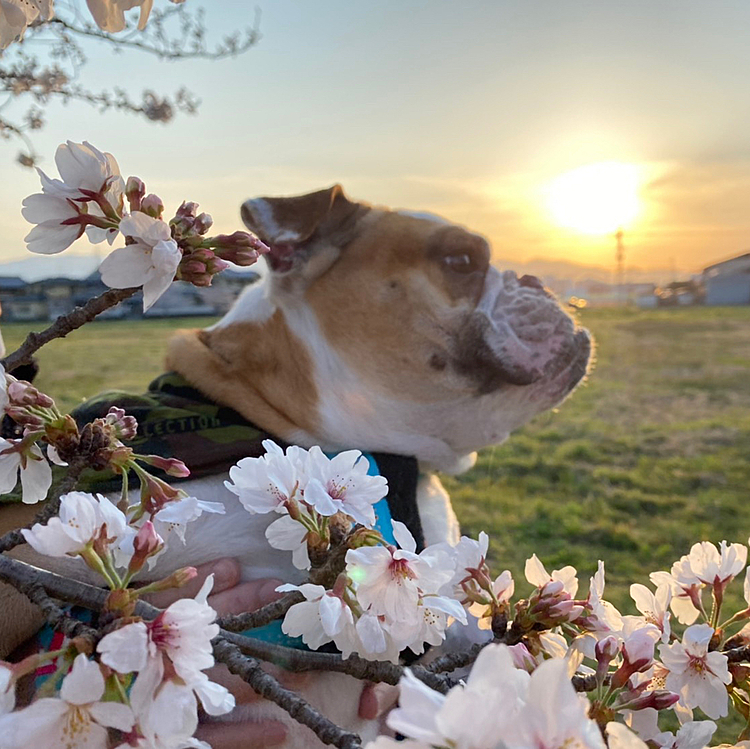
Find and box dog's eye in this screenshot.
[442,253,474,272]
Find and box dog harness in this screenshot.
[31,372,424,660]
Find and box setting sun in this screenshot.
[544,161,642,235]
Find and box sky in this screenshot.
[3,0,750,280]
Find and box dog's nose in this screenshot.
[519,274,544,290]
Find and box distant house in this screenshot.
[656,280,704,307]
[702,253,750,306]
[0,269,260,322]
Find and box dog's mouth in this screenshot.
[456,269,592,395]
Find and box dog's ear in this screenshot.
[241,185,364,274]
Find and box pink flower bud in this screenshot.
[142,474,183,514]
[611,631,656,688]
[135,521,162,554]
[176,201,199,219]
[167,566,198,588]
[194,213,213,235]
[508,643,537,673]
[105,406,138,441]
[128,520,164,575]
[125,176,145,212]
[5,406,44,428]
[620,689,680,712]
[540,580,565,597]
[141,194,164,219]
[212,231,270,266]
[7,380,54,408]
[595,635,620,665]
[145,455,191,478]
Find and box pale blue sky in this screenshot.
[3,0,750,274]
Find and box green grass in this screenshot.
[5,307,750,612]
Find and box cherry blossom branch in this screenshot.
[1,287,138,371]
[219,629,458,693]
[213,637,363,749]
[218,591,303,632]
[723,644,750,663]
[44,15,262,61]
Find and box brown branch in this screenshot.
[45,16,261,61]
[218,629,457,694]
[212,637,362,749]
[0,458,87,553]
[2,287,138,371]
[425,640,491,674]
[724,644,750,663]
[218,591,303,632]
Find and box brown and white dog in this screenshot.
[0,185,591,746]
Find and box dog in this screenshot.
[0,185,592,746]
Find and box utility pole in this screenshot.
[615,228,625,305]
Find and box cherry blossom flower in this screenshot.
[303,446,387,526]
[265,514,310,570]
[279,583,356,651]
[576,561,623,640]
[630,583,672,643]
[22,491,128,558]
[525,554,583,625]
[386,669,445,745]
[23,141,124,254]
[650,570,702,626]
[611,624,659,688]
[525,553,579,596]
[389,594,467,655]
[659,624,731,719]
[506,656,604,749]
[99,212,182,311]
[607,722,649,749]
[346,520,455,623]
[386,645,530,749]
[98,575,233,718]
[670,541,747,601]
[0,0,52,50]
[86,0,159,32]
[652,541,746,625]
[653,720,717,749]
[0,438,52,504]
[225,440,308,514]
[0,654,133,748]
[150,495,226,545]
[119,678,211,749]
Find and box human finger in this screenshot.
[208,578,284,616]
[195,718,287,748]
[143,557,241,608]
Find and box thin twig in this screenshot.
[218,629,457,693]
[2,287,138,371]
[218,591,303,632]
[212,637,363,749]
[45,17,261,61]
[724,644,750,663]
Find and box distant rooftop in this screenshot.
[703,252,750,275]
[0,276,27,290]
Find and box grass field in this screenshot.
[3,306,750,616]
